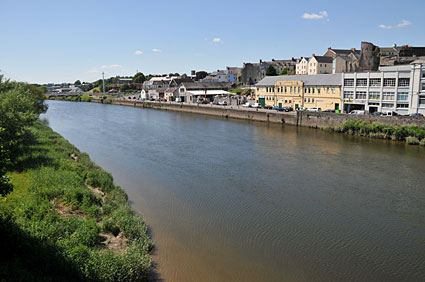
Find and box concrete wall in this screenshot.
[107,99,425,129]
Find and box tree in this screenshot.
[0,75,47,196]
[266,65,277,76]
[74,80,81,85]
[133,72,146,84]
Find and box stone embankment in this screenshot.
[91,98,425,129]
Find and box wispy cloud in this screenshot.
[212,37,222,43]
[379,19,412,29]
[302,11,328,20]
[101,64,123,69]
[152,48,161,52]
[135,50,143,55]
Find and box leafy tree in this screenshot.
[0,75,47,196]
[266,65,277,76]
[133,72,146,84]
[74,80,81,85]
[279,67,290,76]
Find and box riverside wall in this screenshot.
[88,98,425,128]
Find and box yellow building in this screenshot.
[255,74,342,111]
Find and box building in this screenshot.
[341,60,425,115]
[242,59,298,84]
[307,55,333,75]
[141,77,171,100]
[255,74,342,110]
[296,57,310,75]
[175,82,232,103]
[323,48,361,73]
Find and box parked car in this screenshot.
[307,107,321,112]
[349,110,366,115]
[323,109,335,113]
[384,111,399,116]
[298,107,307,111]
[282,106,293,112]
[371,111,383,116]
[252,103,261,108]
[263,105,273,110]
[218,101,227,106]
[410,113,424,118]
[272,106,280,110]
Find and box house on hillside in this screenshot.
[175,81,232,103]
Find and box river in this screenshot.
[42,100,425,282]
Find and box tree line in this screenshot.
[0,75,47,195]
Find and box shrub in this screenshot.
[406,137,420,145]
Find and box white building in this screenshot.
[296,57,310,75]
[341,60,425,115]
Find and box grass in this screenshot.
[326,120,425,145]
[0,122,152,282]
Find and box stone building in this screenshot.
[358,41,380,72]
[323,48,361,73]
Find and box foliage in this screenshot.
[266,65,277,76]
[0,75,47,195]
[81,94,92,102]
[327,120,425,145]
[133,72,146,84]
[74,80,81,85]
[0,123,152,281]
[279,67,293,76]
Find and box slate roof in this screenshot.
[256,74,342,86]
[312,56,333,63]
[181,82,232,90]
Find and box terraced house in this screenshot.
[255,74,342,111]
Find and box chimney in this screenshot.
[351,48,356,52]
[312,54,316,57]
[328,47,331,50]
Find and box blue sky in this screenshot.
[0,0,424,84]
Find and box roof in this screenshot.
[181,82,231,90]
[311,56,333,63]
[255,74,342,86]
[186,90,233,96]
[380,47,397,52]
[329,48,361,55]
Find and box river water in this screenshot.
[42,100,425,282]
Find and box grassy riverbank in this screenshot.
[0,122,152,281]
[326,120,425,145]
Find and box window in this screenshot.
[343,91,354,99]
[369,92,380,100]
[397,92,408,101]
[312,98,314,103]
[327,87,330,93]
[398,78,410,87]
[289,100,292,103]
[290,87,292,94]
[368,102,379,106]
[382,103,394,108]
[332,88,335,93]
[312,88,315,94]
[356,79,368,87]
[356,91,367,99]
[369,78,381,87]
[383,78,396,87]
[308,98,311,103]
[382,92,395,101]
[344,79,354,86]
[419,97,425,107]
[421,83,425,91]
[396,103,409,109]
[318,88,321,94]
[285,100,287,103]
[320,64,322,67]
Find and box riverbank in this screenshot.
[0,122,152,281]
[50,97,425,129]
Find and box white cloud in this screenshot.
[302,11,328,20]
[378,24,392,29]
[379,19,412,29]
[152,48,161,52]
[396,19,412,28]
[101,64,123,69]
[135,50,143,55]
[212,37,222,43]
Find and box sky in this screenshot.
[0,0,424,84]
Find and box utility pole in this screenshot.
[102,72,105,94]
